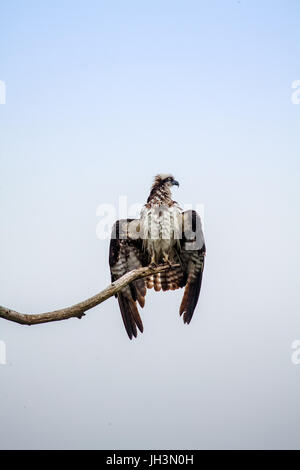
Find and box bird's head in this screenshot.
[152,173,180,189]
[147,173,179,204]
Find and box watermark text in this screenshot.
[291,340,300,365]
[0,340,6,365]
[0,80,6,104]
[291,80,300,104]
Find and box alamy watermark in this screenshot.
[0,340,6,365]
[0,80,6,104]
[291,80,300,105]
[291,340,300,365]
[96,196,205,249]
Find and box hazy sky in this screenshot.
[1,0,300,449]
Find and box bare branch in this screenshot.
[0,264,179,326]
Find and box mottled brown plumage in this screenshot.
[109,174,206,339]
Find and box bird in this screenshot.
[109,174,206,339]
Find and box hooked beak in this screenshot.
[172,180,179,187]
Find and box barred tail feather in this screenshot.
[118,294,144,340]
[179,271,203,324]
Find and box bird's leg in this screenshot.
[163,252,172,267]
[150,251,157,268]
[174,247,183,270]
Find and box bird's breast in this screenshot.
[140,205,182,259]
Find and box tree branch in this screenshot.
[0,264,179,326]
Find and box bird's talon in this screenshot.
[163,257,172,267]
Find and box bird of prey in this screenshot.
[109,174,206,339]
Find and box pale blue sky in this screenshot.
[1,0,300,449]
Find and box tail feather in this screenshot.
[130,280,146,308]
[118,294,144,340]
[179,271,203,324]
[160,271,169,291]
[154,273,162,291]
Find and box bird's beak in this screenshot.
[172,180,179,187]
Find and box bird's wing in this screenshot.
[178,210,206,324]
[145,210,205,324]
[109,219,147,339]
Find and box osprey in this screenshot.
[109,174,206,339]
